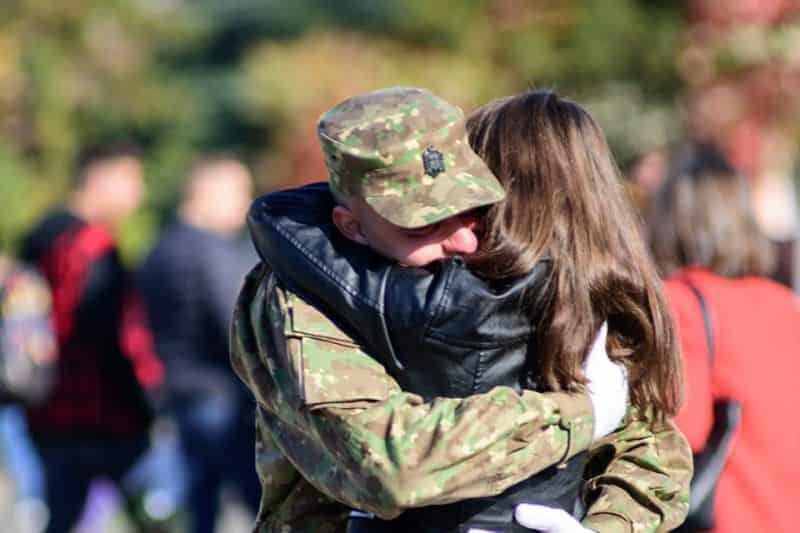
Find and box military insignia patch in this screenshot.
[422,146,445,177]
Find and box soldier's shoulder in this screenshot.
[236,262,357,346]
[283,290,399,407]
[236,263,398,407]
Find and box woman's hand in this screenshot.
[515,504,595,532]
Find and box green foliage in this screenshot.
[0,148,48,252]
[0,0,686,258]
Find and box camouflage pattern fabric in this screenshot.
[252,412,349,533]
[318,87,506,228]
[230,264,692,533]
[581,409,693,533]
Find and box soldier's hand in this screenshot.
[583,322,628,440]
[515,504,595,532]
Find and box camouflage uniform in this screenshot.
[230,88,692,533]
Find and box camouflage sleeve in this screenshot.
[232,264,692,531]
[230,264,595,520]
[252,410,350,533]
[581,408,693,533]
[252,409,300,515]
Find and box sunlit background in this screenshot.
[1,2,799,530]
[2,0,797,273]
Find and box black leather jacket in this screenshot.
[248,183,587,533]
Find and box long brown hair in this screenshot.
[648,141,775,278]
[466,90,681,418]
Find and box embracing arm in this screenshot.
[292,323,691,531]
[230,264,594,519]
[581,408,692,533]
[252,412,351,533]
[231,264,691,530]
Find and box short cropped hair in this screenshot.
[648,141,775,278]
[72,142,142,187]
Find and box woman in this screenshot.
[249,89,688,532]
[463,91,680,414]
[649,141,800,533]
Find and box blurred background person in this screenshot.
[138,155,258,533]
[0,255,56,533]
[648,141,800,533]
[19,142,165,533]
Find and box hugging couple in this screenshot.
[231,87,691,533]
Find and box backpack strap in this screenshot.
[682,276,715,369]
[674,273,743,532]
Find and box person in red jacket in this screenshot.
[648,141,800,533]
[19,142,164,533]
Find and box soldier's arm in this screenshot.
[252,411,301,516]
[230,265,594,519]
[580,408,692,533]
[252,411,350,533]
[233,265,691,529]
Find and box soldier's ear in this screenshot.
[332,205,368,245]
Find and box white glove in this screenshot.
[583,322,628,440]
[515,504,595,533]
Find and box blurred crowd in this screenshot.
[0,144,260,533]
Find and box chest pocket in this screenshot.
[283,291,398,410]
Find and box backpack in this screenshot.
[0,262,56,404]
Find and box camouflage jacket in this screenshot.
[231,264,692,533]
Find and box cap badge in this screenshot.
[422,146,445,177]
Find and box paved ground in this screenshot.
[0,470,254,533]
[0,416,255,533]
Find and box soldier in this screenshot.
[232,88,692,532]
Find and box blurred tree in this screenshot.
[0,0,687,258]
[1,0,204,257]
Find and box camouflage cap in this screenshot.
[318,87,505,228]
